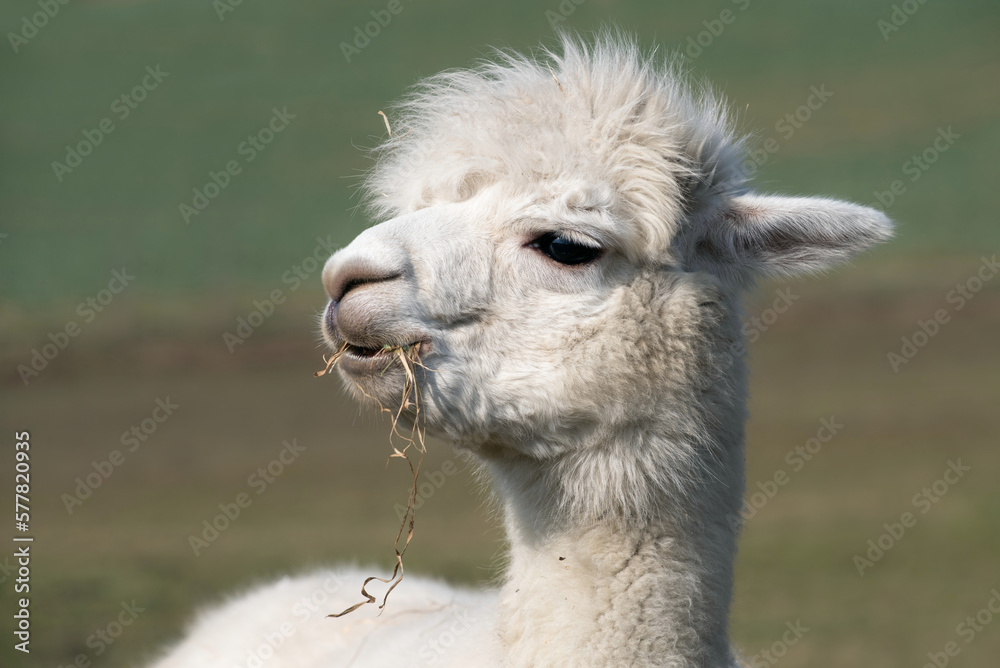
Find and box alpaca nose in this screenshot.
[321,244,409,344]
[322,260,402,334]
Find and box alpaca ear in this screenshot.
[688,193,893,284]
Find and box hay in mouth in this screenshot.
[344,343,386,358]
[313,341,423,376]
[314,342,431,617]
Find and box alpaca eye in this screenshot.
[530,233,603,266]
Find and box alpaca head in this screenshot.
[321,34,890,517]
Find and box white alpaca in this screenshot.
[149,33,891,668]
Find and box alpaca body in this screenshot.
[148,515,745,668]
[147,569,501,668]
[150,32,889,667]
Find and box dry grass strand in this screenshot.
[315,344,430,617]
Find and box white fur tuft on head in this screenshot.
[363,30,748,261]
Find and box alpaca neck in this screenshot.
[485,436,742,668]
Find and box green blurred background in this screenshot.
[1,1,998,666]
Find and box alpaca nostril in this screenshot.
[339,274,401,301]
[328,264,403,303]
[323,242,410,303]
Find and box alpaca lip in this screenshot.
[337,338,429,376]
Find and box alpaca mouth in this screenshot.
[342,340,426,359]
[335,339,429,378]
[337,339,430,383]
[343,342,393,359]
